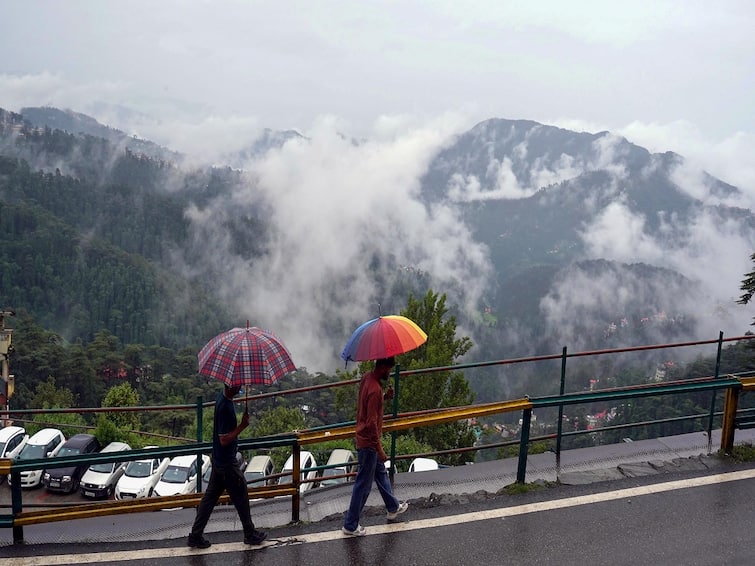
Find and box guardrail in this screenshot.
[3,334,755,544]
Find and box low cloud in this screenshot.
[181,115,493,372]
[620,120,755,208]
[543,181,755,351]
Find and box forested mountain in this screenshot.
[19,106,182,163]
[3,106,755,458]
[0,108,235,348]
[2,107,754,400]
[420,118,754,357]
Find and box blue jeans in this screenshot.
[343,447,400,531]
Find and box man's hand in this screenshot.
[240,410,250,429]
[384,386,395,401]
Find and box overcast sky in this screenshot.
[2,1,754,371]
[1,1,753,183]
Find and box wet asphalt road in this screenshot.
[4,462,755,565]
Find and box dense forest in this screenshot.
[3,108,755,469]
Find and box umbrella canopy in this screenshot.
[341,315,428,362]
[198,326,296,387]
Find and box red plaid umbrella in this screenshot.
[198,325,296,388]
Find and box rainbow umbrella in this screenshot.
[341,315,428,362]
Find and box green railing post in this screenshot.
[196,395,204,492]
[707,331,724,453]
[556,346,567,476]
[516,408,532,483]
[389,363,400,483]
[11,469,23,543]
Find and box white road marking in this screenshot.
[6,468,755,565]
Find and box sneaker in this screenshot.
[386,501,409,520]
[244,530,267,545]
[342,524,367,537]
[187,534,212,549]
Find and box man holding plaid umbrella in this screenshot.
[188,383,267,548]
[188,325,296,549]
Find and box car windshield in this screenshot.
[124,461,152,478]
[89,462,116,473]
[161,465,189,484]
[245,471,264,484]
[18,444,46,460]
[0,441,6,454]
[58,447,81,457]
[321,469,345,485]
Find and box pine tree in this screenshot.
[394,290,476,465]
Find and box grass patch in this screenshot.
[727,442,755,463]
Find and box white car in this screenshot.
[80,441,132,499]
[279,451,319,494]
[244,455,276,487]
[408,457,439,472]
[114,446,170,500]
[11,428,65,488]
[153,454,210,497]
[0,426,28,485]
[320,449,356,487]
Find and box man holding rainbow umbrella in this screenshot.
[340,315,428,537]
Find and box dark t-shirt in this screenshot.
[212,391,238,467]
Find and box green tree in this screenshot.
[26,377,87,437]
[30,376,76,409]
[739,252,755,315]
[394,290,476,466]
[60,341,101,408]
[101,382,141,431]
[250,406,307,471]
[29,411,88,439]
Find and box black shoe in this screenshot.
[188,534,212,549]
[244,530,267,545]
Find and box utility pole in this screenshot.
[0,309,15,427]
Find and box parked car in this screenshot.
[44,433,101,494]
[200,451,245,487]
[10,428,65,488]
[244,455,276,487]
[0,426,28,484]
[278,451,319,494]
[153,454,210,497]
[80,441,132,499]
[114,446,170,500]
[320,449,356,487]
[408,457,439,472]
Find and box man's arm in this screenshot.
[219,411,250,447]
[365,391,388,461]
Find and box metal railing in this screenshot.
[2,332,755,544]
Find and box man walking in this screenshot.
[188,384,266,549]
[342,357,408,536]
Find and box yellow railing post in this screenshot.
[720,386,739,454]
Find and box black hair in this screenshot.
[376,357,395,368]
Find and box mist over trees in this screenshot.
[3,107,755,464]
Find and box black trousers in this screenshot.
[190,462,255,537]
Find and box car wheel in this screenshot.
[106,486,113,498]
[148,487,154,497]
